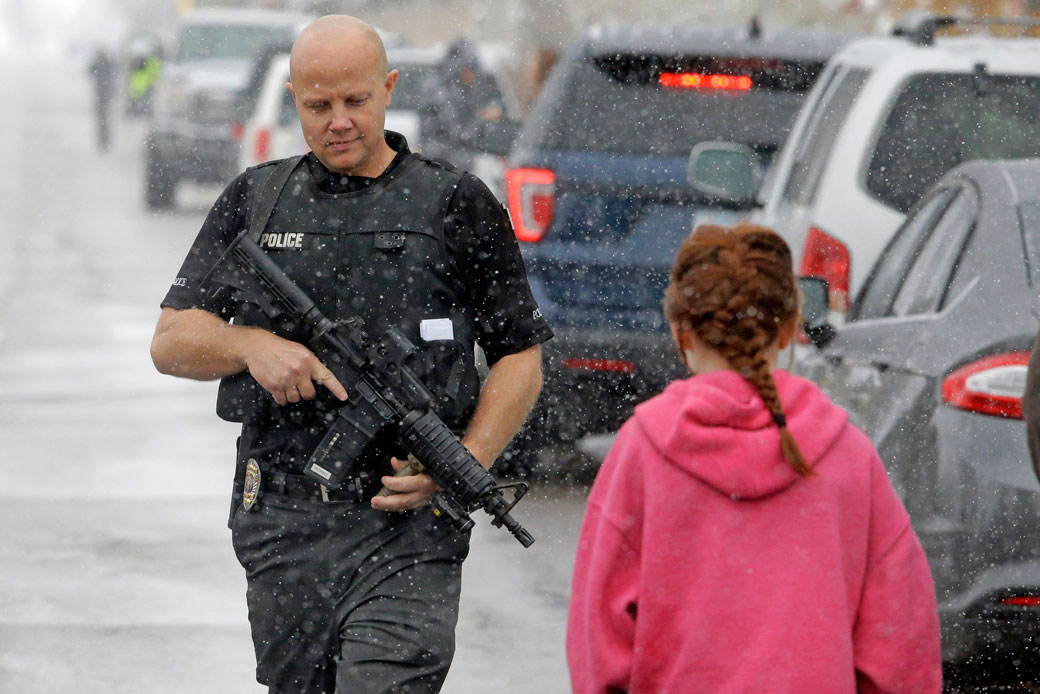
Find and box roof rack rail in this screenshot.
[892,11,1040,46]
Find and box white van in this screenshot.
[238,53,307,170]
[692,14,1040,315]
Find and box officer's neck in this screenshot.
[339,141,398,180]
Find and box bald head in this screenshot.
[285,14,398,177]
[290,15,387,86]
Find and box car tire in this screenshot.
[494,428,543,479]
[493,405,601,482]
[144,141,176,210]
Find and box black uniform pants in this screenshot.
[230,490,471,694]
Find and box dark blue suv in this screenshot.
[506,22,847,454]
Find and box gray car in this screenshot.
[798,158,1040,687]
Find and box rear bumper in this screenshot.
[942,601,1040,684]
[537,324,685,439]
[915,408,1040,683]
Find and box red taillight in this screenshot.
[800,226,850,313]
[659,73,753,91]
[229,121,244,142]
[506,168,555,243]
[942,352,1029,419]
[1000,596,1040,607]
[563,358,636,373]
[254,128,271,163]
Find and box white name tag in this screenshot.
[420,318,454,342]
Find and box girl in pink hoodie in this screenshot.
[566,224,942,693]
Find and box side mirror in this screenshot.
[799,276,837,348]
[687,141,758,208]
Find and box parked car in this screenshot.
[237,50,306,171]
[697,13,1040,317]
[504,21,848,457]
[144,7,311,209]
[797,158,1040,687]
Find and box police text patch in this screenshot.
[258,232,305,249]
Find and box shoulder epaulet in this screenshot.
[246,155,300,174]
[413,152,459,174]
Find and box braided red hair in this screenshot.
[663,223,812,477]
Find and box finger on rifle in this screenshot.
[377,458,424,496]
[297,377,317,401]
[285,383,302,404]
[270,388,288,406]
[371,489,427,512]
[313,368,348,401]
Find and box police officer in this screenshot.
[150,15,552,694]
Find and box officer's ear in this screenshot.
[384,69,399,105]
[286,81,296,105]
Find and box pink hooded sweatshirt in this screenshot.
[567,370,942,694]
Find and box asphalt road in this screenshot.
[0,55,588,694]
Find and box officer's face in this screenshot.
[288,42,398,177]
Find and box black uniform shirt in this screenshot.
[161,135,553,366]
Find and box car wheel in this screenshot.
[493,406,600,482]
[144,143,176,210]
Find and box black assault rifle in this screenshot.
[204,229,535,547]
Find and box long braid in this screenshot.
[664,223,812,478]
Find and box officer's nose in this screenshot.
[328,105,353,133]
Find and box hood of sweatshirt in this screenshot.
[632,370,849,500]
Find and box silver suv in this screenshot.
[144,8,310,210]
[692,13,1040,317]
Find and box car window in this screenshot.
[388,65,442,110]
[176,24,292,62]
[782,67,869,206]
[890,184,978,317]
[529,54,824,159]
[854,187,958,320]
[866,73,1040,213]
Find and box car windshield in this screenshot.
[176,24,293,62]
[531,53,823,158]
[388,65,441,110]
[867,73,1040,213]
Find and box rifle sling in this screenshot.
[248,155,304,242]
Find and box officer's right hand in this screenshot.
[242,330,348,406]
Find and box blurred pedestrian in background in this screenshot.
[125,36,161,118]
[88,47,115,152]
[420,38,507,168]
[567,223,942,693]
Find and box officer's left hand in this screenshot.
[371,456,440,511]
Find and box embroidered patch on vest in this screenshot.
[258,232,305,249]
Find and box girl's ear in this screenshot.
[778,318,797,350]
[670,320,694,352]
[679,330,694,352]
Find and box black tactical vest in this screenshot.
[215,152,480,433]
